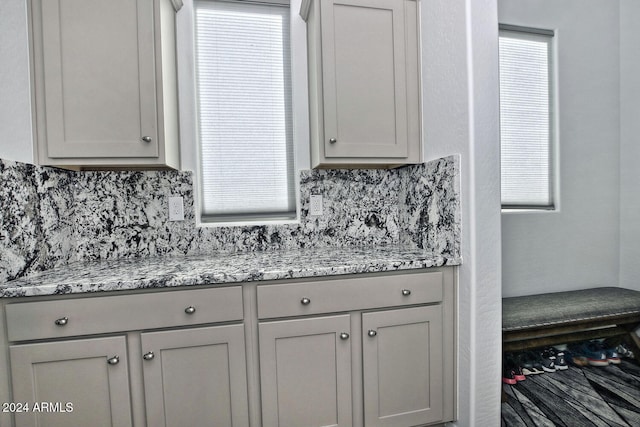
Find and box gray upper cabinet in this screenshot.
[301,0,422,168]
[28,0,182,169]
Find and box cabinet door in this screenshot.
[320,0,408,159]
[10,336,132,427]
[362,305,444,427]
[259,315,352,427]
[141,324,249,427]
[33,0,157,158]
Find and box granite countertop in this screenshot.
[0,246,461,298]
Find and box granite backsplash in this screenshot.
[0,156,460,283]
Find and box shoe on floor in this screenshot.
[569,341,609,367]
[614,342,635,359]
[603,338,635,360]
[551,347,569,370]
[539,347,557,373]
[593,341,621,364]
[503,353,526,382]
[502,366,517,385]
[517,351,545,375]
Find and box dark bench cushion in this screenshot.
[502,287,640,332]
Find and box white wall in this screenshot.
[619,0,640,292]
[0,0,34,163]
[1,0,505,424]
[422,0,502,425]
[500,0,621,297]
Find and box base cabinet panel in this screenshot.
[1,269,455,427]
[9,336,132,427]
[259,315,353,427]
[256,268,455,427]
[362,306,444,427]
[141,325,249,427]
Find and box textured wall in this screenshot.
[0,0,33,163]
[0,156,460,283]
[500,0,621,298]
[619,0,640,292]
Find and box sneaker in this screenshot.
[502,357,518,385]
[538,348,556,373]
[606,348,621,364]
[568,351,589,367]
[504,353,526,381]
[518,351,545,375]
[614,342,635,359]
[594,341,621,365]
[569,341,609,367]
[551,347,569,370]
[502,367,517,385]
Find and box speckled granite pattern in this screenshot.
[0,159,41,282]
[0,246,457,297]
[71,170,195,260]
[398,156,461,257]
[0,154,461,288]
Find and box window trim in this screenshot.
[175,0,309,227]
[499,24,557,212]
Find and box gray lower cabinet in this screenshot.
[2,286,247,427]
[256,269,455,427]
[362,306,444,427]
[259,315,353,427]
[9,336,132,427]
[141,325,250,427]
[0,269,455,427]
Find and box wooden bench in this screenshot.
[502,287,640,362]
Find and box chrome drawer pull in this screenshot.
[367,330,377,337]
[401,289,411,296]
[107,355,120,365]
[340,332,350,340]
[143,352,155,361]
[141,136,152,143]
[329,138,337,144]
[301,297,311,305]
[54,317,68,326]
[184,306,196,315]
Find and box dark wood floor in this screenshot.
[502,359,640,426]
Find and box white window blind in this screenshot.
[499,26,554,209]
[195,0,295,221]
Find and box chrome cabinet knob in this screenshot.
[184,306,196,315]
[367,330,377,337]
[340,332,350,340]
[401,289,411,296]
[54,317,68,326]
[107,355,120,365]
[329,138,337,144]
[301,297,311,305]
[143,352,155,361]
[141,136,152,143]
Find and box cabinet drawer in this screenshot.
[5,286,243,342]
[257,272,442,319]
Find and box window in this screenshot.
[194,0,295,222]
[499,25,555,209]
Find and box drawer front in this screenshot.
[5,286,243,342]
[257,272,443,319]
